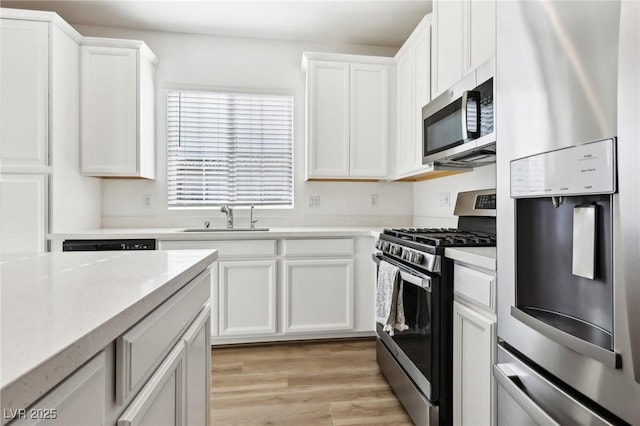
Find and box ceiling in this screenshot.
[2,1,432,48]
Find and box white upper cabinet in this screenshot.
[0,19,49,169]
[81,38,157,179]
[433,1,465,98]
[349,63,389,178]
[306,60,351,177]
[467,0,496,73]
[432,0,495,98]
[303,53,392,180]
[394,15,432,179]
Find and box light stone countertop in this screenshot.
[0,249,218,414]
[48,227,381,240]
[445,247,497,271]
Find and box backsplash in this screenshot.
[412,164,496,227]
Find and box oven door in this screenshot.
[373,254,440,402]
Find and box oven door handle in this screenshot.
[372,254,432,290]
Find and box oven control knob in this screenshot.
[412,253,424,264]
[391,246,402,256]
[402,251,411,261]
[375,240,382,250]
[382,242,391,252]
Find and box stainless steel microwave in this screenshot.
[422,59,495,167]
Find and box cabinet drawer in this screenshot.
[282,239,354,257]
[117,340,186,426]
[453,264,495,312]
[159,239,277,258]
[116,270,209,405]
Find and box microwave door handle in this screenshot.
[461,90,481,140]
[461,91,470,141]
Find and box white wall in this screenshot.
[74,25,414,228]
[413,164,496,227]
[50,25,102,232]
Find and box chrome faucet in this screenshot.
[250,204,258,229]
[220,204,234,229]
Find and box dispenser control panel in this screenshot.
[510,138,616,198]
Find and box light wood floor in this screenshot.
[211,339,413,425]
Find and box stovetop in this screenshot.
[382,228,496,248]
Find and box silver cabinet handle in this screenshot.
[493,363,560,426]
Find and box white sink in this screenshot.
[182,227,270,232]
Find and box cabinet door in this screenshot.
[0,19,48,168]
[0,174,47,254]
[349,63,388,178]
[395,51,416,176]
[453,301,495,426]
[282,259,354,333]
[12,352,106,426]
[182,306,211,426]
[432,0,465,97]
[306,60,350,178]
[81,46,138,176]
[117,341,186,426]
[414,24,432,112]
[219,260,277,336]
[468,0,496,73]
[414,26,431,165]
[209,262,219,338]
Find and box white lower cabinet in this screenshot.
[452,301,495,426]
[159,237,374,345]
[117,342,186,426]
[183,307,211,426]
[452,261,497,426]
[282,259,354,333]
[13,353,106,426]
[11,269,211,426]
[116,270,211,426]
[218,260,277,336]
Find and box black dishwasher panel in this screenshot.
[62,239,156,251]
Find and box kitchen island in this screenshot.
[0,249,217,425]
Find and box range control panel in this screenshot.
[475,193,496,210]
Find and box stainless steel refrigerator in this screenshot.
[496,1,640,424]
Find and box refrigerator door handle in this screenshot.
[493,363,561,426]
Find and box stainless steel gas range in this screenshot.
[373,189,496,426]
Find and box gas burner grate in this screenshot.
[382,228,496,248]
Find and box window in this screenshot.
[167,90,293,207]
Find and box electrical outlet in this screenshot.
[308,195,320,208]
[439,192,450,208]
[143,194,152,209]
[370,194,379,208]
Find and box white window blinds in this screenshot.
[167,90,293,207]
